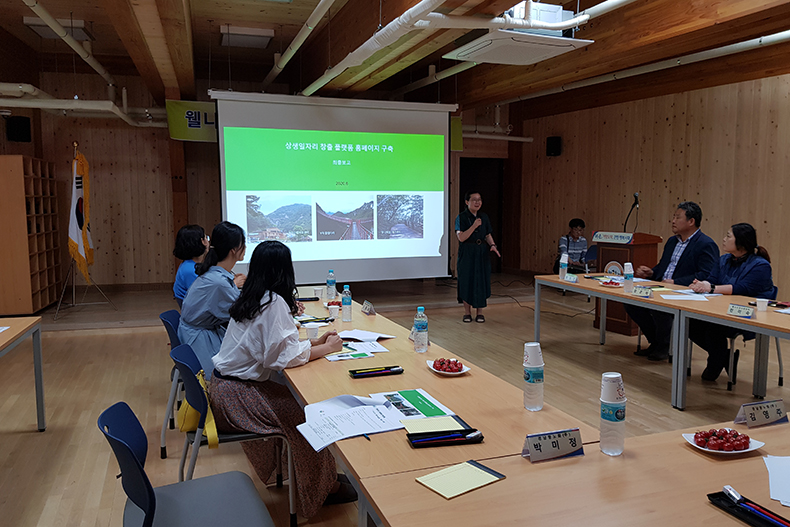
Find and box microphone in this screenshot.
[633,192,640,209]
[624,192,640,232]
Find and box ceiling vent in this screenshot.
[220,26,275,49]
[24,17,93,41]
[442,29,592,66]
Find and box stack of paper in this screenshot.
[416,460,505,499]
[764,456,790,506]
[339,329,396,341]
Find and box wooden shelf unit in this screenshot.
[1,155,61,315]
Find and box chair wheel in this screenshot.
[161,446,167,459]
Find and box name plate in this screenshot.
[521,428,584,462]
[592,231,634,244]
[728,304,755,319]
[734,399,788,428]
[361,300,376,316]
[632,286,653,298]
[563,273,578,283]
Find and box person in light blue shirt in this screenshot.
[173,224,208,306]
[178,222,247,378]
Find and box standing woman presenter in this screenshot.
[455,191,501,323]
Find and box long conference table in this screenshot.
[286,291,598,526]
[286,292,790,527]
[534,275,790,409]
[0,316,45,431]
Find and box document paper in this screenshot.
[416,460,505,499]
[296,394,404,452]
[369,389,454,420]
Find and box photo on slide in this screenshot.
[316,197,374,241]
[246,194,313,243]
[376,195,424,239]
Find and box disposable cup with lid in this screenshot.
[600,372,626,403]
[524,342,544,367]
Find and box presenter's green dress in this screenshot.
[455,209,492,308]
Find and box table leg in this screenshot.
[32,326,46,431]
[357,487,382,527]
[672,312,688,410]
[534,282,541,342]
[599,298,607,345]
[753,333,769,399]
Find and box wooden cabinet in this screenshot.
[0,155,61,315]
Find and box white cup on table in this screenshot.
[313,287,323,300]
[329,305,340,319]
[756,299,769,312]
[304,322,320,339]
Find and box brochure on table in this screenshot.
[339,329,396,341]
[297,389,454,451]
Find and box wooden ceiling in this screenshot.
[2,0,790,111]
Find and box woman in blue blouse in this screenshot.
[689,223,775,381]
[172,224,208,306]
[178,221,247,378]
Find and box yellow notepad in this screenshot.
[416,460,505,499]
[402,415,466,434]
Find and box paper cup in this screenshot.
[601,372,626,403]
[304,322,320,339]
[756,299,769,312]
[313,287,323,299]
[328,305,339,319]
[524,342,544,367]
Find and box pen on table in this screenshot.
[353,367,403,376]
[353,366,388,373]
[739,503,789,527]
[363,434,371,441]
[342,343,357,351]
[411,433,465,443]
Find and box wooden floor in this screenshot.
[2,277,786,526]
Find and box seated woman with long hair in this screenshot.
[689,223,775,381]
[178,221,247,376]
[209,241,353,519]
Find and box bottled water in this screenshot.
[623,262,634,294]
[341,285,352,322]
[523,342,544,411]
[599,400,626,456]
[413,307,428,353]
[326,269,336,300]
[559,253,568,280]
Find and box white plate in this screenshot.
[682,431,764,455]
[599,282,622,288]
[426,359,471,376]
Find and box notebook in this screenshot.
[416,460,505,499]
[402,415,469,434]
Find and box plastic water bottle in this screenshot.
[523,343,544,411]
[413,307,428,353]
[600,400,626,456]
[326,270,336,300]
[341,285,352,322]
[623,262,634,294]
[559,253,568,280]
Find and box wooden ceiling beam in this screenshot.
[453,0,790,109]
[155,0,196,99]
[101,0,166,104]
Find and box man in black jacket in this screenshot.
[626,201,719,361]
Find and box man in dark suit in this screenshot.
[626,201,719,361]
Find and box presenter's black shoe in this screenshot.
[324,479,358,506]
[634,344,653,357]
[701,365,722,382]
[647,346,670,361]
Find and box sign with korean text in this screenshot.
[734,399,788,428]
[728,304,755,319]
[632,286,653,298]
[563,273,578,283]
[166,100,217,142]
[592,231,634,244]
[522,428,584,462]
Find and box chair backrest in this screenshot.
[98,402,156,527]
[586,244,598,262]
[769,285,779,301]
[170,344,209,429]
[160,310,181,347]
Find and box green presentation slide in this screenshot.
[224,127,444,191]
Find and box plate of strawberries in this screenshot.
[427,358,470,376]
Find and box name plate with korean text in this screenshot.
[728,304,755,319]
[361,300,376,316]
[734,399,788,428]
[563,273,578,284]
[592,231,634,244]
[522,428,584,462]
[632,286,653,298]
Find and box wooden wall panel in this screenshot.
[519,74,790,295]
[38,72,174,286]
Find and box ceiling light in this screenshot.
[24,16,94,41]
[220,26,274,49]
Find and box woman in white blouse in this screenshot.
[210,241,352,519]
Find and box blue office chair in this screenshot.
[170,344,297,527]
[585,245,598,272]
[159,310,183,459]
[98,402,275,527]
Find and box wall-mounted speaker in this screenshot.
[6,116,32,143]
[546,136,562,157]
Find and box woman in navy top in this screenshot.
[689,223,775,381]
[173,224,209,306]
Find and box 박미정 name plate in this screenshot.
[734,399,788,428]
[521,428,583,463]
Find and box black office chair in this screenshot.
[159,310,183,459]
[98,401,275,527]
